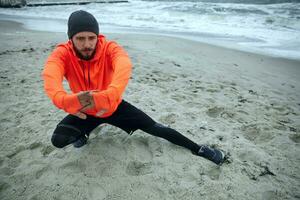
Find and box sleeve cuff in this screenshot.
[63,93,82,114]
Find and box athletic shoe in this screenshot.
[73,135,88,148]
[196,145,225,165]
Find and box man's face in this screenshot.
[71,31,98,60]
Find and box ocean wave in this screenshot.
[140,0,300,5]
[0,0,299,59]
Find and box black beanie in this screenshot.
[67,10,99,39]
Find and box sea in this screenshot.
[0,0,300,60]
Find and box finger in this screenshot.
[88,94,95,106]
[87,90,99,97]
[80,95,96,111]
[78,90,97,101]
[89,89,100,93]
[73,112,87,120]
[78,91,92,99]
[96,109,107,117]
[77,91,93,106]
[79,103,92,112]
[79,90,91,94]
[78,91,90,97]
[80,106,91,112]
[78,113,87,119]
[78,100,90,108]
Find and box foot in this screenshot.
[73,135,88,148]
[195,145,225,165]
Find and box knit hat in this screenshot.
[67,10,99,39]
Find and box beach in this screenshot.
[0,19,299,200]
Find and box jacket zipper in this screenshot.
[80,61,88,91]
[88,62,91,89]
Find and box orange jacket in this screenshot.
[42,34,132,118]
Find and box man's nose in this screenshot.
[82,39,91,48]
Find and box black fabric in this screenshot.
[67,10,99,39]
[51,100,199,153]
[51,124,83,148]
[106,100,156,134]
[142,123,200,154]
[51,100,155,147]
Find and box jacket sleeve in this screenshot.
[92,42,132,114]
[42,47,82,114]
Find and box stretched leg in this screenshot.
[141,122,200,153]
[106,100,199,153]
[51,114,103,148]
[142,123,225,165]
[105,100,156,134]
[107,100,225,165]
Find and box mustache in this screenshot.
[82,48,94,52]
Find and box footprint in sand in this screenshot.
[131,137,153,161]
[242,127,260,141]
[207,167,222,180]
[262,190,283,200]
[28,142,43,150]
[289,133,300,143]
[0,155,22,177]
[0,157,4,168]
[125,161,153,176]
[40,145,55,156]
[87,183,107,200]
[241,124,260,142]
[241,124,274,143]
[35,165,50,179]
[270,103,295,116]
[220,110,236,119]
[206,88,220,93]
[206,107,224,118]
[6,142,46,160]
[159,113,178,124]
[60,160,87,173]
[0,181,11,194]
[7,157,22,170]
[170,94,187,102]
[272,123,286,131]
[241,166,258,181]
[28,142,55,156]
[0,166,16,176]
[6,145,26,159]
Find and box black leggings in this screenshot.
[141,123,200,153]
[51,100,200,153]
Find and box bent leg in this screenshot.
[51,114,103,148]
[51,124,81,148]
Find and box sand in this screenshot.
[0,19,299,200]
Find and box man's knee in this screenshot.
[51,124,81,148]
[146,122,167,130]
[141,122,168,135]
[51,134,69,148]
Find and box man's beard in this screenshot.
[73,46,96,61]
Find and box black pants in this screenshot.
[51,100,200,153]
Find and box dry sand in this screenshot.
[0,20,299,200]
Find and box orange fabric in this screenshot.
[42,35,132,118]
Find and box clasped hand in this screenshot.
[73,90,105,119]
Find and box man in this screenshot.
[42,10,225,165]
